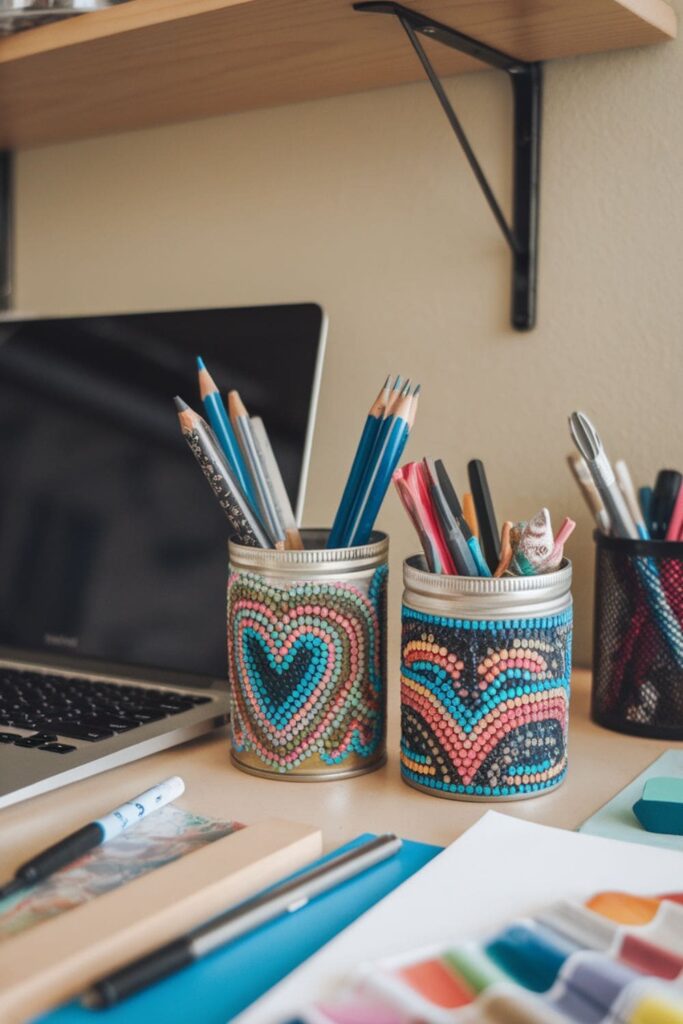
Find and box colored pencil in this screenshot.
[433,461,484,576]
[174,397,270,548]
[250,415,303,550]
[346,384,417,547]
[228,390,285,546]
[327,375,392,548]
[196,356,256,509]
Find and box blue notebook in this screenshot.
[37,834,440,1024]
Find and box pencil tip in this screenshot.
[401,380,411,396]
[174,396,189,412]
[383,374,391,389]
[412,384,421,397]
[393,375,402,391]
[196,355,206,372]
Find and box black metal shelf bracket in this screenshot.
[354,1,542,331]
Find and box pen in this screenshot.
[614,460,648,539]
[0,777,185,901]
[650,469,683,540]
[84,833,402,1008]
[432,462,481,576]
[467,459,501,572]
[567,453,611,535]
[568,412,638,540]
[423,458,473,575]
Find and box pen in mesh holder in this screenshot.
[592,532,683,739]
[400,556,573,801]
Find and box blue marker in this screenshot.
[0,776,184,900]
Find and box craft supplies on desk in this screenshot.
[228,529,388,780]
[567,410,683,739]
[85,834,402,1008]
[394,458,574,580]
[38,834,440,1024]
[240,813,683,1024]
[0,818,321,1023]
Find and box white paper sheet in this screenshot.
[237,811,683,1023]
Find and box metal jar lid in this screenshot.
[229,529,388,581]
[403,555,572,620]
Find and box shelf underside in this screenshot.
[0,0,676,149]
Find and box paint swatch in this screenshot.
[284,887,683,1024]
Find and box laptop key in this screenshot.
[39,743,77,754]
[40,721,114,741]
[15,733,59,747]
[0,732,20,743]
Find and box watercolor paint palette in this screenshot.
[288,889,683,1024]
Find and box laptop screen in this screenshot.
[0,305,325,683]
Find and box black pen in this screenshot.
[467,459,500,572]
[0,777,185,900]
[83,832,402,1008]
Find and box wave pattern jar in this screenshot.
[400,557,572,801]
[228,530,388,780]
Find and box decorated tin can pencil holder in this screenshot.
[591,533,683,739]
[400,557,573,801]
[228,529,388,779]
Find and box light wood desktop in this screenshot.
[1,668,675,874]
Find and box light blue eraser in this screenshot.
[633,777,683,835]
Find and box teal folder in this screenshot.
[37,834,440,1024]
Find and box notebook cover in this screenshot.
[0,819,322,1024]
[578,749,683,850]
[37,834,440,1024]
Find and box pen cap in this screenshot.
[400,556,572,802]
[228,529,388,781]
[591,532,683,740]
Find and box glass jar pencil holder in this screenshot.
[400,556,573,801]
[592,532,683,739]
[227,529,388,780]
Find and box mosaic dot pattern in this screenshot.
[228,565,387,774]
[400,606,572,799]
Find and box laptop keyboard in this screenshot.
[0,668,213,754]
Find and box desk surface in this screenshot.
[1,668,675,871]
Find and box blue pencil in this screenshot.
[337,377,406,547]
[327,375,392,548]
[197,356,257,509]
[347,385,418,547]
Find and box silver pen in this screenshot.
[568,412,638,540]
[84,832,402,1008]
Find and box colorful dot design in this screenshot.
[400,607,572,799]
[228,565,387,774]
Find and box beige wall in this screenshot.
[14,12,683,665]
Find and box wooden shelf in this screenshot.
[0,0,676,149]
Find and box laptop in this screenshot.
[0,303,326,808]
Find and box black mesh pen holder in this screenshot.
[592,532,683,739]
